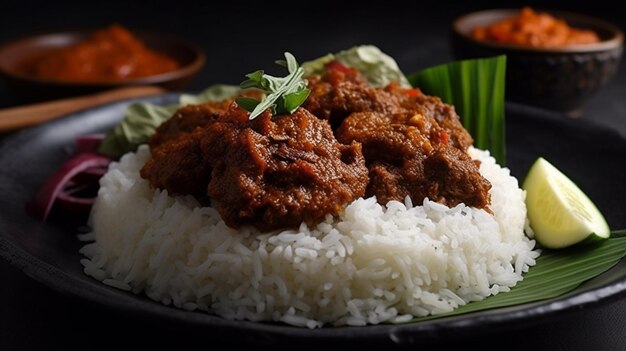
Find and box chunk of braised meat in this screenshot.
[303,61,402,128]
[423,147,491,208]
[336,112,491,210]
[148,89,265,150]
[141,102,252,198]
[305,62,474,153]
[140,127,211,197]
[200,108,368,232]
[384,83,474,151]
[148,99,232,150]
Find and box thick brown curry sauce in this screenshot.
[140,61,492,232]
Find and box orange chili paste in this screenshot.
[26,24,179,81]
[471,7,600,48]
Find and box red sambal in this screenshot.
[471,7,600,48]
[24,24,179,82]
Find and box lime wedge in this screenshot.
[523,158,610,249]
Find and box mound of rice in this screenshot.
[79,145,539,328]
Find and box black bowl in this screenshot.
[452,9,623,115]
[0,28,205,104]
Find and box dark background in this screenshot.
[2,0,626,349]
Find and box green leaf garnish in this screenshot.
[240,70,265,89]
[282,89,311,112]
[408,56,507,165]
[235,97,261,112]
[236,52,310,119]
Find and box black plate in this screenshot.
[1,96,626,346]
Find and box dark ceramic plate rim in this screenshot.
[2,95,626,345]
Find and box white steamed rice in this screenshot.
[79,145,539,328]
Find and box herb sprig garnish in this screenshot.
[236,52,310,120]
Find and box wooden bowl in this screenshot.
[452,9,623,115]
[0,29,205,103]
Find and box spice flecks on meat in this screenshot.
[141,60,492,232]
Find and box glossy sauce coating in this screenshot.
[141,62,492,232]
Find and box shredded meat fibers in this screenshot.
[337,112,491,209]
[200,108,368,231]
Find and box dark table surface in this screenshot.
[2,1,626,349]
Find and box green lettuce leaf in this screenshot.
[302,45,411,88]
[97,85,240,158]
[97,103,179,158]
